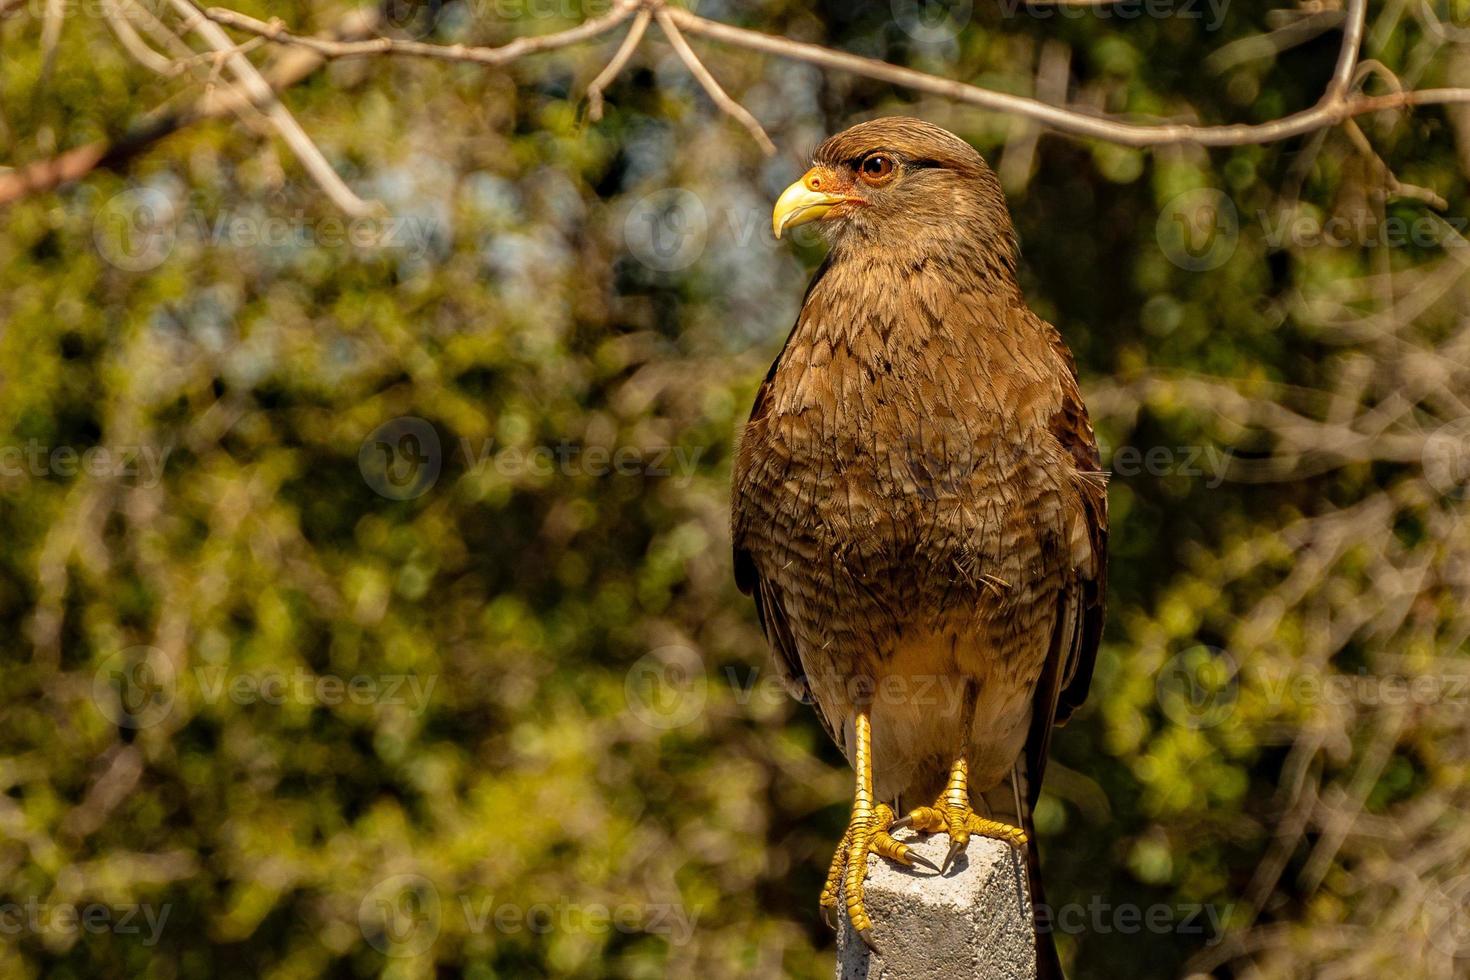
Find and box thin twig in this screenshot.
[1342,117,1448,208]
[587,7,650,122]
[1325,0,1370,100]
[39,0,65,79]
[1204,10,1344,76]
[118,0,197,61]
[169,0,377,217]
[654,8,775,156]
[102,0,182,77]
[203,3,635,66]
[1341,60,1448,208]
[998,39,1070,193]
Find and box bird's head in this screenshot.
[772,117,1016,265]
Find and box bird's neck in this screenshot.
[803,240,1023,357]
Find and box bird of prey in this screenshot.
[731,117,1107,975]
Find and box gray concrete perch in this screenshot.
[836,832,1037,980]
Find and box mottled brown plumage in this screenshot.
[731,118,1107,973]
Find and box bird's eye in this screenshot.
[858,154,894,184]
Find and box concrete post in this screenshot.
[835,832,1038,980]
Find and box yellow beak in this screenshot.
[772,168,857,239]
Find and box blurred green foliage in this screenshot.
[2,1,1469,978]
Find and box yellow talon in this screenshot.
[819,712,935,942]
[898,757,1027,873]
[819,823,853,927]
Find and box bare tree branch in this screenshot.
[587,7,651,123]
[1204,10,1344,76]
[202,3,636,66]
[117,0,197,62]
[201,0,1470,150]
[102,0,183,77]
[39,0,65,80]
[177,0,1464,164]
[11,0,1470,207]
[1326,0,1369,100]
[168,0,376,217]
[654,8,776,156]
[665,0,1470,147]
[0,8,382,206]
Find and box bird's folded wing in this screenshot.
[1023,313,1110,807]
[732,263,846,753]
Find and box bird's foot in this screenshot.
[892,801,1028,874]
[819,801,938,948]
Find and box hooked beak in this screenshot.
[772,167,860,239]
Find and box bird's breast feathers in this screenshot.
[736,266,1082,584]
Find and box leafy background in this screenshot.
[2,0,1469,977]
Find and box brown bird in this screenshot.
[731,117,1107,975]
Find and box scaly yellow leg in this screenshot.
[818,710,938,949]
[893,755,1028,873]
